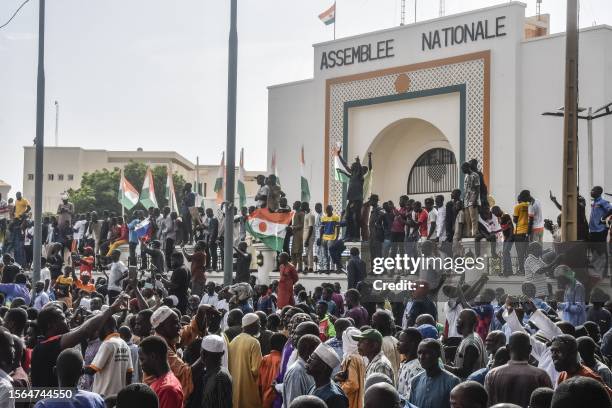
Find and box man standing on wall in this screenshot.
[462,163,480,238]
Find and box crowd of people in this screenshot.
[0,162,611,408]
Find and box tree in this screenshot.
[67,161,186,215]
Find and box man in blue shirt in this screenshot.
[305,343,348,408]
[409,339,460,408]
[588,186,612,278]
[127,211,143,267]
[0,273,30,305]
[555,265,586,326]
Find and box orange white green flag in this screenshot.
[214,152,225,204]
[118,169,139,210]
[245,208,294,251]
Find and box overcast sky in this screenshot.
[2,0,611,194]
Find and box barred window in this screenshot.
[407,148,458,194]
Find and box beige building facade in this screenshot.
[22,147,261,213]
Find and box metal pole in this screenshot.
[561,0,579,242]
[587,107,593,189]
[414,0,417,23]
[32,0,45,283]
[223,0,237,285]
[54,100,59,146]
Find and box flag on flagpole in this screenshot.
[300,146,311,203]
[245,208,294,251]
[118,170,140,210]
[140,167,159,209]
[237,148,247,209]
[319,3,336,25]
[165,169,178,212]
[214,152,225,204]
[333,145,350,183]
[271,150,280,186]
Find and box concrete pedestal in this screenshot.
[253,242,276,285]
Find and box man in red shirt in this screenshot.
[140,335,184,408]
[182,241,207,297]
[414,201,429,240]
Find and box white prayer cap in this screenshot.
[342,327,361,356]
[242,313,260,328]
[150,306,175,329]
[312,343,341,369]
[201,335,225,353]
[168,295,179,306]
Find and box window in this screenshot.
[48,174,54,181]
[27,174,34,181]
[407,148,458,195]
[67,174,74,181]
[58,174,64,181]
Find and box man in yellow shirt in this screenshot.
[513,190,531,276]
[13,192,31,220]
[319,205,344,271]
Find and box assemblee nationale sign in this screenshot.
[422,16,506,51]
[320,39,395,70]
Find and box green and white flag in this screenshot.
[140,167,158,209]
[214,152,225,204]
[333,145,350,183]
[237,148,247,209]
[165,169,178,212]
[300,145,310,203]
[118,170,139,210]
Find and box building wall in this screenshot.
[268,3,612,224]
[518,26,612,219]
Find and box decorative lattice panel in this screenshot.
[327,56,486,210]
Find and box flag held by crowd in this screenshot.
[118,170,139,210]
[319,3,336,25]
[140,167,158,209]
[214,151,225,204]
[238,148,247,209]
[333,144,350,183]
[134,218,151,239]
[245,208,294,252]
[300,145,311,203]
[271,150,280,186]
[165,169,178,212]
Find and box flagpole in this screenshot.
[334,1,336,40]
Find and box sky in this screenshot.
[2,0,612,195]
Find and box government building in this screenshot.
[267,2,612,219]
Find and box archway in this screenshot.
[366,118,456,202]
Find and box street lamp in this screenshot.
[542,101,612,189]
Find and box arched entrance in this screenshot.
[367,118,457,202]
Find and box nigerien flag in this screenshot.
[245,208,294,251]
[319,3,336,25]
[214,152,225,204]
[300,145,310,203]
[237,148,247,209]
[118,170,139,210]
[140,167,158,209]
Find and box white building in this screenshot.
[267,2,612,221]
[22,147,261,213]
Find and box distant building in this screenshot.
[22,147,262,213]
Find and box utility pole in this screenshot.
[32,0,46,283]
[54,100,59,146]
[561,0,579,242]
[223,0,237,285]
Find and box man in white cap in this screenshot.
[305,343,348,408]
[228,313,262,408]
[188,335,233,408]
[148,305,208,402]
[57,193,74,228]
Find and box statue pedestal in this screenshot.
[253,242,276,285]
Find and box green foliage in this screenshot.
[67,161,187,215]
